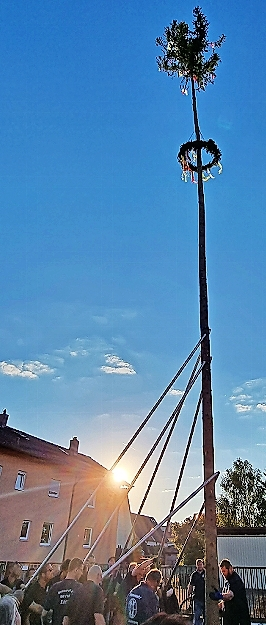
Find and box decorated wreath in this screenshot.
[177,139,222,172]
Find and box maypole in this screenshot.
[156,8,225,624]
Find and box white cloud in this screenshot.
[56,338,91,358]
[257,403,266,412]
[245,378,264,388]
[232,386,243,394]
[0,362,35,379]
[0,360,54,379]
[230,378,266,415]
[25,361,53,375]
[96,413,111,420]
[69,346,89,357]
[229,394,251,401]
[169,389,183,396]
[101,354,136,375]
[235,404,252,413]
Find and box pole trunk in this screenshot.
[191,78,219,625]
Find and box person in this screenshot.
[1,564,24,592]
[131,561,154,585]
[79,556,96,585]
[118,560,154,614]
[103,557,123,625]
[62,565,105,625]
[159,580,179,615]
[115,563,138,625]
[105,558,122,584]
[118,563,137,604]
[24,570,37,587]
[41,558,83,625]
[187,559,205,625]
[210,559,251,625]
[112,560,155,625]
[0,590,24,625]
[0,584,12,598]
[47,562,71,589]
[126,569,162,625]
[21,564,54,625]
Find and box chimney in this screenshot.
[69,436,79,455]
[0,409,9,427]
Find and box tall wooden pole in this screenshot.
[191,78,219,625]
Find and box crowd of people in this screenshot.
[0,556,251,625]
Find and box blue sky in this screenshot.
[0,0,265,522]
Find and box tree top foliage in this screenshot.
[171,514,205,565]
[216,458,266,527]
[156,6,225,92]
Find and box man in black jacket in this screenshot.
[21,564,54,625]
[187,559,205,625]
[218,559,251,625]
[41,558,83,625]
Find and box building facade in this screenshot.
[0,411,132,568]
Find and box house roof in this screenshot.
[0,423,106,475]
[131,513,172,546]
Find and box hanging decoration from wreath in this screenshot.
[177,139,222,183]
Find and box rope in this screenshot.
[122,356,201,555]
[109,335,206,472]
[168,502,205,584]
[84,358,204,562]
[102,473,219,579]
[157,392,202,560]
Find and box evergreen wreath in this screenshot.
[178,139,221,172]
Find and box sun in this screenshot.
[112,466,128,483]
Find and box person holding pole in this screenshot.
[209,559,251,625]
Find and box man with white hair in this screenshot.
[63,565,105,625]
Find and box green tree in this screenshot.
[216,458,266,527]
[156,9,225,623]
[171,515,205,565]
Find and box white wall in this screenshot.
[217,535,266,567]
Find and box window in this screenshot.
[14,471,26,490]
[87,493,96,508]
[20,520,31,540]
[40,522,53,545]
[83,527,92,548]
[48,479,60,498]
